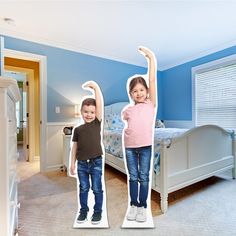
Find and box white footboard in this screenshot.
[105,125,235,214]
[153,125,235,213]
[105,152,126,174]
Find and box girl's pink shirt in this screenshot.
[122,99,155,148]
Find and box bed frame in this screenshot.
[104,104,235,213]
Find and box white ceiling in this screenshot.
[1,1,236,70]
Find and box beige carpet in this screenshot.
[17,159,236,236]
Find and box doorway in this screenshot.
[4,49,47,172]
[4,63,39,163]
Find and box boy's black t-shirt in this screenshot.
[72,118,103,161]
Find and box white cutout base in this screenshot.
[73,172,109,228]
[122,205,154,228]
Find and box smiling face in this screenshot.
[81,105,96,123]
[130,82,148,103]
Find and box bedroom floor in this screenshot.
[17,153,236,236]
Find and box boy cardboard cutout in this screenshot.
[70,81,109,228]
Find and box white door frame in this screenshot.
[23,77,29,161]
[4,48,47,172]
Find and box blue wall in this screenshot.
[161,45,236,120]
[5,34,233,123]
[2,35,163,122]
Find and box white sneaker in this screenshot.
[127,205,137,221]
[136,207,147,222]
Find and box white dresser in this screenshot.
[0,77,21,236]
[63,134,72,176]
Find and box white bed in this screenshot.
[104,102,236,213]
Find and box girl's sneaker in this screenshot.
[127,205,137,221]
[136,207,146,222]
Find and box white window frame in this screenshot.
[192,54,236,129]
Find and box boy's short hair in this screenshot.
[81,98,96,110]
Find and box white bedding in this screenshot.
[103,128,188,173]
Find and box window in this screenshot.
[192,55,236,132]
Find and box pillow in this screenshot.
[155,119,165,128]
[111,113,124,130]
[104,113,113,130]
[104,113,124,130]
[105,102,129,114]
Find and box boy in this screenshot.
[70,81,103,224]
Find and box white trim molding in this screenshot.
[4,48,48,172]
[47,122,77,126]
[46,123,71,172]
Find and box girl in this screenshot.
[122,46,157,222]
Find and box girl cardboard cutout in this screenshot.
[121,46,157,228]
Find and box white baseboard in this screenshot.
[45,164,64,172]
[47,122,77,126]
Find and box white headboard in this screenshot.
[104,102,129,115]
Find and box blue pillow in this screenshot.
[111,113,124,130]
[104,113,124,130]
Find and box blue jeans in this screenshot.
[77,156,103,213]
[125,146,152,208]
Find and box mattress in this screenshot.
[103,128,188,173]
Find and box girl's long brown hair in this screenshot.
[129,76,148,95]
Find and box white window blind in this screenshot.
[195,63,236,131]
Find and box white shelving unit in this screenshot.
[62,134,72,176]
[0,77,21,236]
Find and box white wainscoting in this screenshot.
[46,122,76,172]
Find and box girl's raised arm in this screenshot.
[139,46,157,107]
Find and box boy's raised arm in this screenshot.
[83,81,103,121]
[138,46,157,107]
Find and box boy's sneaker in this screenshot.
[126,205,137,221]
[91,212,102,224]
[136,207,147,222]
[76,211,87,223]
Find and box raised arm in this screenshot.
[82,81,103,121]
[138,46,157,107]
